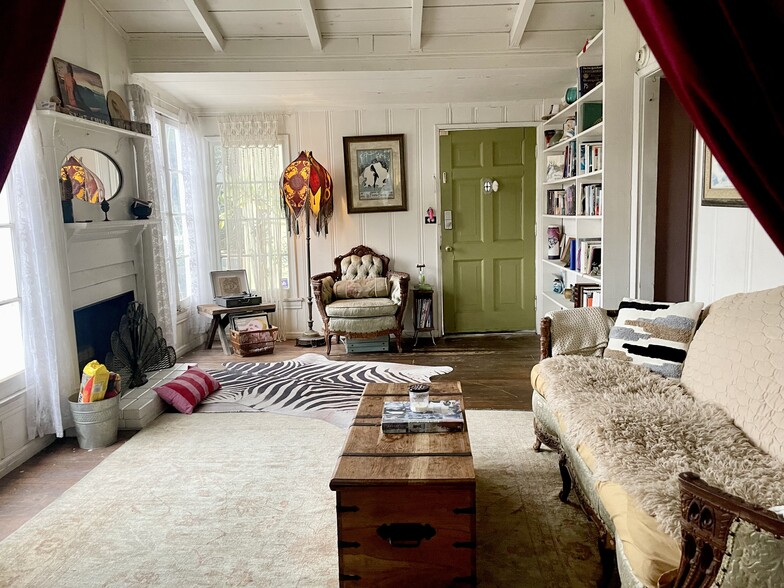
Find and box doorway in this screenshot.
[439,127,536,333]
[653,78,694,302]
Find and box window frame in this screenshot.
[0,182,26,400]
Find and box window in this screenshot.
[211,141,290,294]
[0,180,25,396]
[157,115,191,309]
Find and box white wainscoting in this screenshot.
[0,391,55,479]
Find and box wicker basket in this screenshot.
[229,326,278,357]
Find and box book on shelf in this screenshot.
[580,184,602,216]
[569,239,578,270]
[418,298,432,328]
[575,240,601,275]
[578,65,603,96]
[546,154,564,182]
[561,236,575,267]
[580,142,602,174]
[581,102,603,130]
[573,283,602,308]
[562,141,577,179]
[381,400,464,434]
[547,189,566,215]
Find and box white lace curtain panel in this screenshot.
[11,113,80,438]
[218,114,281,148]
[179,108,215,338]
[127,84,177,344]
[218,114,288,339]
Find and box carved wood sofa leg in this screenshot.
[558,453,572,503]
[597,533,620,588]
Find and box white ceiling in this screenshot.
[94,0,602,112]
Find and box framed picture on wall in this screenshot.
[702,146,746,207]
[343,134,407,213]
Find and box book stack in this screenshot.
[558,235,601,275]
[579,142,603,174]
[381,400,464,434]
[574,283,603,308]
[580,184,602,216]
[562,141,577,179]
[547,186,577,216]
[416,297,433,328]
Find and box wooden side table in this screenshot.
[412,288,436,347]
[197,303,277,355]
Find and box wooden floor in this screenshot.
[185,333,539,411]
[0,333,539,542]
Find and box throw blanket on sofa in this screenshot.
[546,308,614,357]
[537,355,784,537]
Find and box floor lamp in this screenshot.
[280,151,333,347]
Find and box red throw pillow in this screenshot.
[154,367,221,414]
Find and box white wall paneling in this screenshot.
[690,138,784,304]
[200,99,540,337]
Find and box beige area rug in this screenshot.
[0,411,600,587]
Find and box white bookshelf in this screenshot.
[538,29,604,315]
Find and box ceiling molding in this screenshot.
[87,0,129,42]
[183,0,225,52]
[509,0,536,48]
[411,0,423,51]
[298,0,323,51]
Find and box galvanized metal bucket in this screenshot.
[68,393,119,450]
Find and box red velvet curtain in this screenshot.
[624,1,784,254]
[0,2,66,189]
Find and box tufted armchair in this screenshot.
[311,245,410,354]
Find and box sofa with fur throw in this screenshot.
[530,286,784,588]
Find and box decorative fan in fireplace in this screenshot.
[105,302,176,389]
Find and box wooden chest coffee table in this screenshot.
[330,382,476,586]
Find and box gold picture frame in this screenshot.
[343,134,407,213]
[702,146,746,207]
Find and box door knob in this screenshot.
[445,246,454,252]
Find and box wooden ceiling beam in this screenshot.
[509,0,535,48]
[298,0,323,52]
[411,0,424,51]
[183,0,225,53]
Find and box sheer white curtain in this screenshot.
[127,83,177,343]
[179,109,215,337]
[10,113,79,438]
[218,114,289,338]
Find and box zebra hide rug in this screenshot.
[199,353,453,427]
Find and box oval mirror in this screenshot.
[60,148,122,203]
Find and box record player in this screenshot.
[210,270,262,308]
[214,294,262,308]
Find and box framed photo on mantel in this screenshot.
[343,134,407,214]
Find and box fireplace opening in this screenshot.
[74,291,135,372]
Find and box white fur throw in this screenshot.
[537,355,784,538]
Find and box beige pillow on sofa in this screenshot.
[333,277,390,299]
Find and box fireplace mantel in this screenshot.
[64,219,158,245]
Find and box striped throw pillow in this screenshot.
[605,299,703,379]
[154,367,221,414]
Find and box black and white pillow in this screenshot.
[605,299,703,379]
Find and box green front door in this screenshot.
[440,127,536,333]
